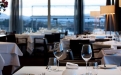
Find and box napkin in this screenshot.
[66,62,78,69]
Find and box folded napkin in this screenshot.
[66,62,78,69]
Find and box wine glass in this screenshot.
[81,44,92,75]
[53,42,63,71]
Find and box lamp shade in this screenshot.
[119,0,121,7]
[100,5,115,15]
[90,11,100,18]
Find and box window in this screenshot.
[23,0,48,32]
[51,0,74,34]
[0,0,11,32]
[84,0,106,32]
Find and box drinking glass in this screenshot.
[81,44,92,75]
[89,62,98,75]
[47,57,57,72]
[53,42,63,71]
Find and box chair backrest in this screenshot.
[52,33,60,42]
[44,34,55,43]
[0,36,6,42]
[34,38,48,52]
[95,39,110,42]
[6,34,16,43]
[70,40,94,59]
[16,38,27,44]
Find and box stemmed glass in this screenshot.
[53,42,63,71]
[81,44,92,75]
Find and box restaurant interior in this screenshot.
[1,0,121,75]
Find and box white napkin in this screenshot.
[66,62,78,69]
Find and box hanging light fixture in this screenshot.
[0,0,8,14]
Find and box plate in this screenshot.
[99,64,117,69]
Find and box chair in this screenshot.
[94,39,111,52]
[52,33,60,42]
[70,40,94,59]
[32,38,48,65]
[0,36,6,42]
[6,34,16,43]
[0,54,5,75]
[16,38,27,56]
[6,31,16,35]
[95,39,110,42]
[44,34,55,49]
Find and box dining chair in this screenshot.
[44,34,55,49]
[70,40,94,59]
[94,39,111,52]
[32,38,48,65]
[52,33,60,42]
[16,38,27,56]
[0,54,5,75]
[95,39,110,42]
[6,34,16,43]
[0,36,6,42]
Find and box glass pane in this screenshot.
[23,0,48,32]
[84,0,106,32]
[51,0,74,35]
[0,0,11,32]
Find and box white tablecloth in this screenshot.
[0,42,23,73]
[15,34,45,54]
[15,34,45,43]
[13,66,121,75]
[97,49,121,66]
[93,41,121,49]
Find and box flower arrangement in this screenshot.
[0,0,8,13]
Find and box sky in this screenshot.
[2,0,106,16]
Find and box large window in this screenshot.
[84,0,106,32]
[51,0,74,34]
[23,0,74,34]
[0,0,11,32]
[23,0,48,32]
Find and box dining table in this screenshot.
[93,40,121,50]
[97,49,121,66]
[13,66,121,75]
[0,42,23,73]
[15,34,45,54]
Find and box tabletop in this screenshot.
[13,66,121,75]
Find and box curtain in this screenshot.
[9,0,23,33]
[115,0,121,31]
[74,0,84,34]
[105,0,111,31]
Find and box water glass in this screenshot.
[48,57,57,71]
[89,62,98,75]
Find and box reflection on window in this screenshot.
[84,0,106,32]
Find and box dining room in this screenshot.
[1,0,121,75]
